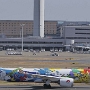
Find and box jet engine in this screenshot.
[59,78,74,87]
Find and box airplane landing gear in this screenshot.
[43,84,51,89]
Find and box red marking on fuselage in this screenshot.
[66,80,70,83]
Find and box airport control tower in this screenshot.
[33,0,44,38]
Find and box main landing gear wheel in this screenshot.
[43,84,51,89]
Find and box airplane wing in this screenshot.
[32,74,74,88]
[32,74,69,82]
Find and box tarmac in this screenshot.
[0,50,90,89]
[0,83,90,90]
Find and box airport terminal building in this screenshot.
[0,20,57,38]
[0,20,90,51]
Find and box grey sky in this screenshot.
[0,0,90,21]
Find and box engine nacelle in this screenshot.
[60,78,74,87]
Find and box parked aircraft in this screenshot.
[0,67,90,89]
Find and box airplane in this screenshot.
[0,67,90,89]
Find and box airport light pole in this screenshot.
[20,24,25,52]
